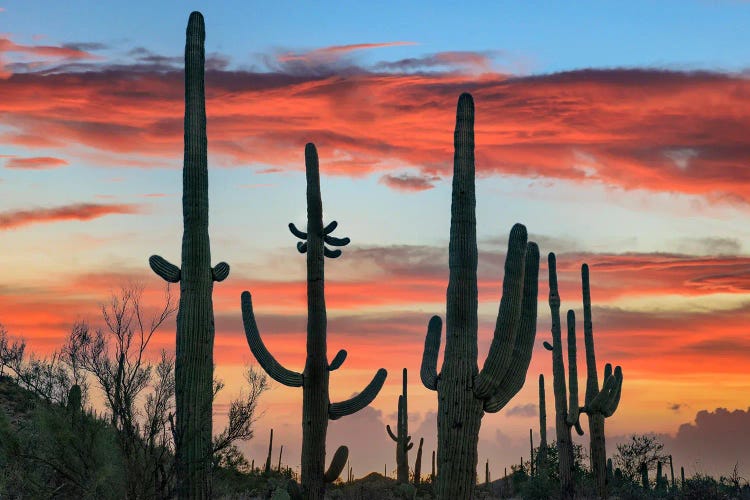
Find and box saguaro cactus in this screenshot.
[544,253,583,500]
[579,264,623,499]
[265,428,273,474]
[242,143,387,499]
[387,368,412,483]
[414,437,424,486]
[431,451,436,483]
[149,12,229,499]
[529,429,534,476]
[538,374,548,475]
[420,93,540,499]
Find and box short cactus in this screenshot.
[537,374,548,475]
[413,437,424,486]
[265,428,273,474]
[242,143,387,499]
[420,93,540,499]
[386,368,412,483]
[579,264,623,499]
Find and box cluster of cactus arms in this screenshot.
[579,264,623,499]
[413,437,424,486]
[537,374,548,475]
[386,368,412,483]
[420,93,540,499]
[148,12,229,499]
[544,253,583,500]
[241,143,387,500]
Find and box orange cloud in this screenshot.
[0,202,142,229]
[4,156,68,169]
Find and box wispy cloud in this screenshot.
[277,42,418,63]
[0,202,142,229]
[5,156,68,169]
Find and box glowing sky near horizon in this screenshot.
[1,0,750,479]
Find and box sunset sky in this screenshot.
[2,0,750,480]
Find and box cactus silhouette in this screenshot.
[420,93,540,499]
[579,264,623,499]
[386,368,412,483]
[413,437,424,486]
[242,143,387,499]
[148,12,229,498]
[543,253,583,500]
[537,374,548,475]
[265,428,273,474]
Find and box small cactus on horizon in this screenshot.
[265,429,273,475]
[387,368,412,483]
[537,374,548,476]
[413,437,424,486]
[420,93,540,500]
[242,144,387,499]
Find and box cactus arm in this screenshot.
[149,255,181,283]
[566,310,580,427]
[482,242,540,412]
[329,368,387,420]
[420,315,442,390]
[211,262,230,282]
[387,424,398,441]
[241,291,303,387]
[289,222,307,239]
[323,247,342,259]
[574,421,584,436]
[324,220,338,234]
[297,242,308,253]
[407,440,414,451]
[324,445,349,483]
[474,223,529,399]
[328,349,347,371]
[543,341,553,351]
[324,235,350,246]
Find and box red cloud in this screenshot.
[0,203,142,229]
[4,156,68,169]
[0,37,99,60]
[0,53,749,202]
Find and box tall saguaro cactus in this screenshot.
[544,253,583,500]
[420,93,540,499]
[579,264,623,499]
[387,368,412,483]
[149,12,229,499]
[242,143,387,500]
